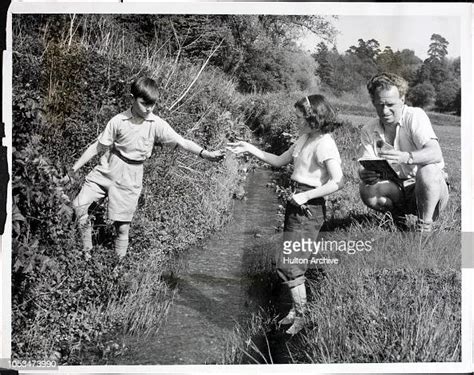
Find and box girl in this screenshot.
[227,95,344,335]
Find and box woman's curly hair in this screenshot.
[294,94,342,134]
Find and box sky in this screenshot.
[302,15,461,60]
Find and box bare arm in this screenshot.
[72,140,110,172]
[226,141,293,167]
[408,139,443,165]
[176,138,224,161]
[291,159,344,205]
[378,139,443,165]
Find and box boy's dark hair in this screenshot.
[294,94,341,134]
[367,72,408,99]
[131,77,160,104]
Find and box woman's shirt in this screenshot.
[290,133,342,188]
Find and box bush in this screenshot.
[238,92,305,154]
[435,80,460,113]
[406,82,436,108]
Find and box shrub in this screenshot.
[435,80,460,113]
[406,82,436,109]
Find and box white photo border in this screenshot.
[2,1,472,373]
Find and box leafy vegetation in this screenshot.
[11,14,250,363]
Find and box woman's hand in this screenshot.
[226,141,250,155]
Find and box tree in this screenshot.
[453,88,461,116]
[449,57,461,79]
[435,80,460,112]
[313,42,333,87]
[328,53,367,95]
[258,15,337,46]
[347,38,381,62]
[406,82,436,108]
[412,33,457,111]
[395,49,423,83]
[376,46,396,72]
[427,33,449,63]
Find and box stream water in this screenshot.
[119,168,282,365]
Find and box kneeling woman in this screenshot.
[227,95,344,335]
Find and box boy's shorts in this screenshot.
[75,152,143,222]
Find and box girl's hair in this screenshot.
[294,94,341,133]
[131,76,160,104]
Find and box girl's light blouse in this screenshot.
[290,133,342,188]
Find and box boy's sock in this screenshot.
[78,217,93,259]
[114,237,129,259]
[82,224,93,250]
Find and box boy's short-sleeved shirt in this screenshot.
[80,109,185,221]
[98,108,185,161]
[360,105,445,179]
[290,133,342,188]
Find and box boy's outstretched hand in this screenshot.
[203,149,226,162]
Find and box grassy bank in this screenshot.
[223,96,461,363]
[11,16,250,364]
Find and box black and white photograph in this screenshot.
[2,1,472,371]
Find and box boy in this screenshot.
[70,76,224,259]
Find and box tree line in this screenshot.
[14,15,460,114]
[314,34,460,114]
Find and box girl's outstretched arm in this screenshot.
[290,158,344,206]
[226,141,293,167]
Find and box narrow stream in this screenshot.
[120,167,281,364]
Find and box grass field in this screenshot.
[223,111,461,364]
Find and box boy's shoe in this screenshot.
[84,248,92,261]
[285,316,305,335]
[278,308,296,325]
[112,266,120,279]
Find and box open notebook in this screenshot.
[358,157,400,182]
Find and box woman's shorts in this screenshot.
[74,152,143,222]
[276,181,326,287]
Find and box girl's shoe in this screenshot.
[285,316,305,335]
[278,308,296,325]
